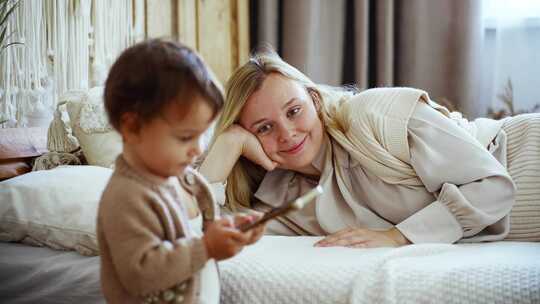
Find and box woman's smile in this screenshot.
[281,135,308,155]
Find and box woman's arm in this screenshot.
[199,125,277,184]
[395,102,515,244]
[316,101,514,248]
[199,127,243,184]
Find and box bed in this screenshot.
[1,127,540,304]
[0,242,103,304]
[219,236,540,303]
[1,236,539,303]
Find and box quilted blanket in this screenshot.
[219,236,540,304]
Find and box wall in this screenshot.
[146,0,249,84]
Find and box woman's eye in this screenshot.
[257,124,272,134]
[287,107,301,118]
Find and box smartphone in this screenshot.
[238,185,323,232]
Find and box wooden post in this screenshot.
[145,0,249,84]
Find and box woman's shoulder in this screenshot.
[337,87,428,125]
[349,87,428,104]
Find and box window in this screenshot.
[481,0,540,115]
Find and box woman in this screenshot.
[199,50,540,248]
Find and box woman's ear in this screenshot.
[307,88,322,114]
[119,112,141,143]
[307,88,321,110]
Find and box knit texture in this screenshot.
[329,87,504,187]
[219,236,540,304]
[97,156,217,303]
[503,113,540,241]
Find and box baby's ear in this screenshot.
[119,112,142,143]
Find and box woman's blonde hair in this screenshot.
[212,48,356,210]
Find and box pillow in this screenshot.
[0,165,113,256]
[64,87,122,168]
[0,160,31,181]
[0,127,48,160]
[0,127,48,180]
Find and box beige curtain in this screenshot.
[396,0,484,117]
[252,0,485,118]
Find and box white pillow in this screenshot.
[0,165,113,256]
[64,87,122,168]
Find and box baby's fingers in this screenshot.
[215,215,235,228]
[233,213,253,227]
[225,227,251,244]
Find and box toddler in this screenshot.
[97,39,264,304]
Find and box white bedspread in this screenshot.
[2,237,538,303]
[0,242,103,304]
[219,236,540,304]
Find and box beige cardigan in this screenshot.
[97,156,218,304]
[328,87,506,186]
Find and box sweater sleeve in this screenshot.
[395,102,515,244]
[99,185,209,295]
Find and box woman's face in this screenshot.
[239,73,324,173]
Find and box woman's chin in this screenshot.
[277,143,317,172]
[280,157,313,172]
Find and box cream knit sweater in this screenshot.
[328,87,506,186]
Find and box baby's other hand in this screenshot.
[234,211,266,245]
[203,217,249,261]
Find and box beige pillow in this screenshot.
[0,165,113,255]
[64,87,122,168]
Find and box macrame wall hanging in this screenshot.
[0,0,144,128]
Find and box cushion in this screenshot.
[0,127,48,160]
[0,160,31,181]
[0,127,48,180]
[0,165,113,255]
[64,87,122,168]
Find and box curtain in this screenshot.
[250,0,485,117]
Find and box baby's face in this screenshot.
[129,94,214,178]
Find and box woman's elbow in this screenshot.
[494,174,516,216]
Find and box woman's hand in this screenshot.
[233,211,266,245]
[202,217,250,261]
[199,124,277,184]
[230,125,278,171]
[314,227,411,248]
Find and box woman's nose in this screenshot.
[277,123,296,143]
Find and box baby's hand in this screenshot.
[202,218,249,261]
[234,211,266,245]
